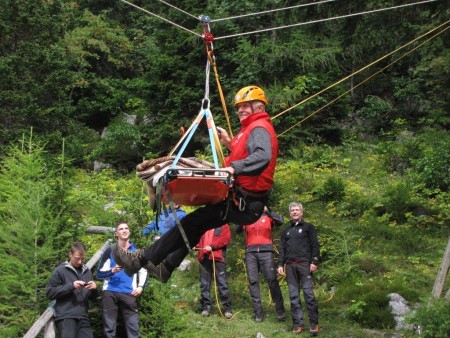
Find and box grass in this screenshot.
[138,258,415,338]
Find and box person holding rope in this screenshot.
[113,85,279,285]
[196,224,233,319]
[277,202,320,335]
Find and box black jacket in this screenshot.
[278,219,320,267]
[46,262,98,321]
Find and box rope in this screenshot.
[272,19,449,121]
[211,0,335,23]
[201,18,234,139]
[215,0,438,40]
[119,0,201,37]
[278,23,449,136]
[155,0,199,21]
[194,247,234,319]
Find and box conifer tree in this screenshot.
[0,134,61,336]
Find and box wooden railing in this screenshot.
[23,226,114,338]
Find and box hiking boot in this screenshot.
[224,311,233,319]
[144,260,172,283]
[277,311,286,322]
[201,310,210,317]
[112,244,144,276]
[310,324,319,336]
[292,326,305,334]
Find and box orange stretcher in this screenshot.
[162,168,232,206]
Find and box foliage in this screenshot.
[0,1,448,336]
[316,176,346,202]
[407,298,450,338]
[0,134,63,336]
[139,282,195,338]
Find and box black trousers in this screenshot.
[245,251,285,317]
[286,262,319,327]
[143,198,265,267]
[199,258,232,312]
[55,318,93,338]
[102,290,139,338]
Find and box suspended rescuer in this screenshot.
[113,85,279,285]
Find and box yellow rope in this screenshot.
[195,247,235,319]
[208,52,234,139]
[272,19,450,122]
[278,23,449,136]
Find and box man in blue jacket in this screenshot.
[142,204,187,240]
[97,222,148,338]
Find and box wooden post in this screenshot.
[431,237,450,298]
[86,226,115,234]
[43,319,55,338]
[23,305,55,338]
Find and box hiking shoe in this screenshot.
[224,311,233,319]
[292,326,305,334]
[144,261,172,283]
[255,316,263,323]
[201,310,210,317]
[277,312,286,322]
[310,324,319,336]
[111,244,144,276]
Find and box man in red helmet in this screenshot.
[113,86,279,284]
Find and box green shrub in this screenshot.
[407,298,450,338]
[139,282,194,338]
[378,181,421,224]
[316,176,346,202]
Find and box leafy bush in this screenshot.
[340,280,396,329]
[412,137,450,191]
[139,282,195,338]
[355,96,394,134]
[407,298,450,338]
[378,181,422,224]
[316,176,346,202]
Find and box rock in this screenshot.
[178,259,192,272]
[388,293,414,331]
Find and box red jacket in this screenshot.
[225,112,278,192]
[197,224,231,263]
[243,210,283,253]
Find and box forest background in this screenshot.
[0,1,448,337]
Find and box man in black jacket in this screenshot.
[277,202,320,335]
[46,242,98,338]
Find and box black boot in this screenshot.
[144,261,172,283]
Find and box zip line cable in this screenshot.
[272,19,449,121]
[155,0,199,21]
[119,0,201,37]
[278,24,449,137]
[214,0,438,40]
[211,0,335,23]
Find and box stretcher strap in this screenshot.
[164,185,192,252]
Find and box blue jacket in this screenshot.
[142,208,187,237]
[96,243,147,294]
